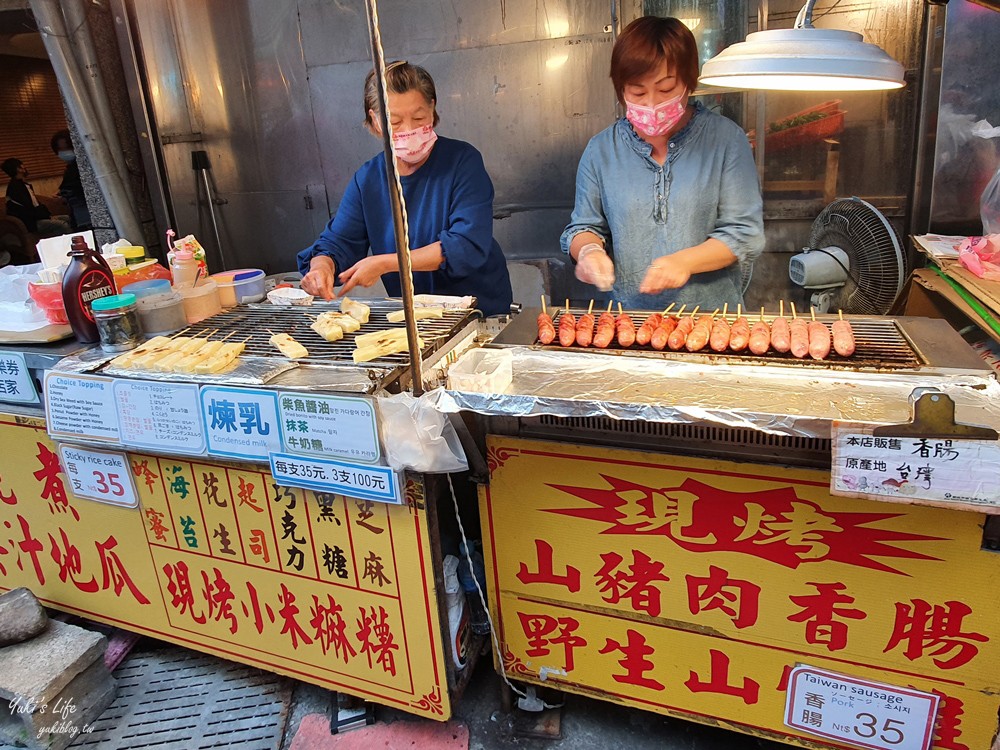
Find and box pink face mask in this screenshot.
[392,124,438,164]
[625,90,687,137]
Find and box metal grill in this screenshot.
[533,309,923,370]
[174,302,477,369]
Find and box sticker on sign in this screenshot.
[58,444,139,508]
[784,665,939,750]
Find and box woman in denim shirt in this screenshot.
[561,16,764,310]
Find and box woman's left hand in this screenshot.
[640,254,691,295]
[337,255,394,297]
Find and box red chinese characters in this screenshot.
[684,649,759,705]
[517,540,580,592]
[599,629,664,691]
[357,605,399,676]
[787,582,866,651]
[884,599,988,669]
[34,443,78,521]
[686,566,760,629]
[594,550,669,617]
[516,613,587,671]
[310,594,356,663]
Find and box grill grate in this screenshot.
[543,309,922,370]
[70,649,290,749]
[173,303,476,369]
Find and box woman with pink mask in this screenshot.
[299,62,512,316]
[562,16,764,310]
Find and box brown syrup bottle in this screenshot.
[61,236,117,343]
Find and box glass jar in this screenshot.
[91,293,144,352]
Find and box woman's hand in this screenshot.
[337,255,394,297]
[575,243,616,291]
[301,255,337,300]
[640,254,691,295]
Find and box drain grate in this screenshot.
[71,649,292,749]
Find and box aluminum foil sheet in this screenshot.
[430,348,1000,438]
[55,347,295,385]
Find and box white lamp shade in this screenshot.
[700,28,905,91]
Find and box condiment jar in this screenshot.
[91,293,144,352]
[170,248,199,287]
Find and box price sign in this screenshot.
[201,386,282,461]
[114,379,206,455]
[269,452,401,504]
[831,422,1000,508]
[784,666,939,750]
[0,351,38,404]
[44,372,120,443]
[58,444,138,508]
[277,392,380,463]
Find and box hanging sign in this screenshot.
[831,422,1000,508]
[784,665,939,750]
[277,392,380,463]
[44,372,120,443]
[114,380,205,455]
[269,452,401,505]
[201,386,282,461]
[0,351,38,404]
[58,444,138,508]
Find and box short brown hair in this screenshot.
[363,61,439,130]
[610,17,700,105]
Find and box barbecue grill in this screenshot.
[492,308,987,375]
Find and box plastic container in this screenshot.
[103,253,127,272]
[171,248,200,287]
[122,279,172,299]
[212,268,266,306]
[176,279,222,324]
[135,291,187,334]
[119,246,147,267]
[62,235,117,343]
[114,260,173,293]
[443,555,471,671]
[28,281,69,325]
[457,541,490,635]
[92,293,143,352]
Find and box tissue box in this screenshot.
[447,348,513,393]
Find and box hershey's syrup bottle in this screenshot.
[61,236,116,343]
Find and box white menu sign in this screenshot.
[58,444,138,508]
[784,665,939,750]
[114,379,206,455]
[44,372,120,443]
[269,452,401,505]
[831,422,1000,508]
[0,351,38,404]
[277,392,380,463]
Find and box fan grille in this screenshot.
[807,198,907,315]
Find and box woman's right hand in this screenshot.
[301,255,337,300]
[575,243,615,291]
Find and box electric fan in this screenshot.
[788,197,909,314]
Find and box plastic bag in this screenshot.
[958,234,1000,280]
[377,390,468,473]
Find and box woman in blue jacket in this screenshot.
[298,62,512,317]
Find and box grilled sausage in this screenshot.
[748,320,771,355]
[648,316,678,351]
[616,314,636,348]
[832,319,856,357]
[789,319,809,358]
[635,313,662,346]
[537,312,556,345]
[709,317,731,352]
[593,312,616,348]
[729,317,751,352]
[668,316,696,351]
[807,321,832,360]
[576,313,595,347]
[770,317,791,353]
[558,311,577,347]
[685,315,715,352]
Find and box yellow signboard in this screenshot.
[0,413,450,720]
[481,436,1000,748]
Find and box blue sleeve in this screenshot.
[437,148,497,281]
[708,128,764,264]
[297,173,371,276]
[559,140,611,255]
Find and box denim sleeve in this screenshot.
[708,131,765,264]
[438,148,497,280]
[560,141,611,255]
[296,174,371,276]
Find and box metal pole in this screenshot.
[31,0,144,244]
[363,0,423,396]
[192,150,228,271]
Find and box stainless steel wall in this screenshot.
[129,0,617,274]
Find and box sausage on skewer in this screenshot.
[650,313,680,350]
[558,300,576,347]
[807,308,832,360]
[770,300,791,354]
[668,306,698,351]
[593,302,616,349]
[832,310,856,357]
[685,311,718,352]
[537,295,556,345]
[616,303,636,348]
[788,302,809,358]
[576,300,596,347]
[748,307,771,355]
[709,303,731,352]
[729,305,751,352]
[635,313,662,346]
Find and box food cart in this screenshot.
[430,305,1000,748]
[0,299,485,721]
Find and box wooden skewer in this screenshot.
[790,302,798,320]
[760,306,765,322]
[617,302,623,315]
[779,300,785,318]
[722,302,728,319]
[676,304,687,316]
[540,295,547,316]
[606,300,613,313]
[587,299,594,316]
[838,309,844,321]
[565,299,570,315]
[218,331,235,342]
[661,302,676,315]
[689,305,700,318]
[810,306,817,322]
[737,303,742,318]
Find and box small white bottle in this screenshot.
[170,248,199,287]
[443,555,471,671]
